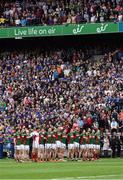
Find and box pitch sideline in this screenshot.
[1,174,123,180]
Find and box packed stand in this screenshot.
[0,47,123,162]
[1,0,123,27]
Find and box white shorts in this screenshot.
[80,145,86,149]
[92,144,96,148]
[56,141,62,148]
[74,142,79,148]
[95,145,100,149]
[51,144,57,149]
[89,144,94,149]
[20,145,24,150]
[33,143,39,149]
[88,144,93,149]
[61,143,66,149]
[45,143,52,149]
[68,144,74,149]
[39,144,45,149]
[15,145,21,150]
[24,145,29,150]
[86,144,92,149]
[91,144,95,149]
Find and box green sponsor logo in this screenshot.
[0,22,119,39]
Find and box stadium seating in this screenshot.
[0,0,123,159]
[0,47,123,157]
[0,0,123,27]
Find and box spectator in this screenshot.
[20,17,27,26]
[1,0,123,27]
[110,136,117,158]
[0,16,7,26]
[111,118,118,134]
[119,110,123,121]
[15,18,21,26]
[0,45,122,159]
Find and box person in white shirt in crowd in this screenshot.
[111,118,118,134]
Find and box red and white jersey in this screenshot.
[30,131,39,148]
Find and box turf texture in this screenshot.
[0,158,123,179]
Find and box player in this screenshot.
[30,127,39,162]
[79,130,86,160]
[51,128,57,161]
[38,128,45,162]
[95,129,101,160]
[14,129,21,162]
[21,127,26,161]
[61,129,67,161]
[45,128,52,161]
[87,130,94,161]
[24,129,30,161]
[74,128,80,160]
[83,130,90,161]
[67,129,75,160]
[89,129,96,161]
[55,128,62,161]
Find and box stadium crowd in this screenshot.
[0,0,123,27]
[0,46,123,162]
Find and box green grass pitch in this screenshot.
[0,159,123,179]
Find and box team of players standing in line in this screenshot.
[14,127,100,162]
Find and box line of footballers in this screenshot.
[14,127,101,162]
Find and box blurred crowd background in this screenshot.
[0,34,123,158]
[0,0,123,27]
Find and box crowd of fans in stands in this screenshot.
[0,47,123,159]
[0,0,123,27]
